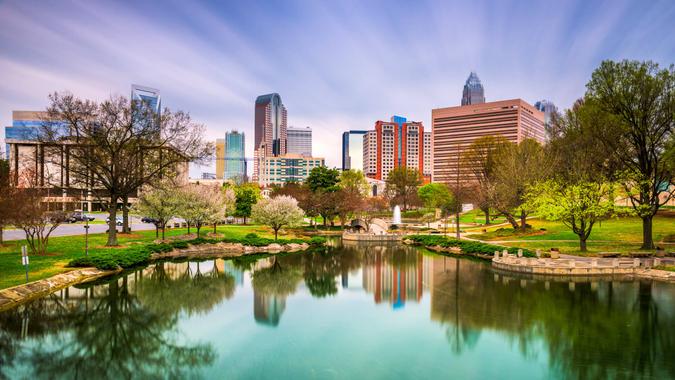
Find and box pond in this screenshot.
[1,240,675,379]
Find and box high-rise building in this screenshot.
[287,126,312,157]
[257,154,325,187]
[432,99,545,184]
[341,130,367,171]
[362,116,427,181]
[131,84,161,114]
[423,131,432,177]
[224,130,246,183]
[461,72,486,106]
[534,100,558,139]
[253,93,287,182]
[215,138,225,179]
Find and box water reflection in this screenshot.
[1,242,675,379]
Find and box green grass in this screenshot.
[458,209,507,225]
[655,265,675,272]
[0,224,293,290]
[466,213,675,256]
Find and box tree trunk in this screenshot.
[519,209,527,230]
[187,221,191,234]
[483,207,490,225]
[106,200,118,246]
[196,224,201,238]
[502,212,519,230]
[155,225,158,238]
[579,236,587,252]
[122,195,130,233]
[243,216,247,225]
[455,211,460,239]
[322,216,326,227]
[213,223,217,234]
[0,226,3,245]
[162,225,166,240]
[274,228,279,240]
[641,215,654,250]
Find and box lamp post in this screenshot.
[21,245,29,283]
[84,218,90,256]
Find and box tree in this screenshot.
[251,196,304,240]
[177,185,226,238]
[134,181,182,240]
[491,139,552,230]
[386,167,422,210]
[41,92,211,246]
[585,60,675,249]
[234,183,261,224]
[306,166,340,192]
[11,189,68,256]
[461,136,511,225]
[417,183,452,210]
[339,169,369,197]
[354,196,389,232]
[526,181,617,252]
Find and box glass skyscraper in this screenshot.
[224,131,246,183]
[461,72,485,106]
[287,126,312,157]
[254,93,287,181]
[131,84,161,114]
[342,130,367,170]
[534,100,558,139]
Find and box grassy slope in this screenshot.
[0,224,284,290]
[466,214,675,255]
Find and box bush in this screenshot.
[171,241,189,249]
[68,248,151,270]
[406,234,535,257]
[308,236,327,245]
[245,233,258,239]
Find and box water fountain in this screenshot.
[392,205,401,226]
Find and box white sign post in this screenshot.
[21,245,29,283]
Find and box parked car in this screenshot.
[141,217,159,224]
[105,216,124,226]
[67,211,95,223]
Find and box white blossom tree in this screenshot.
[177,185,226,238]
[135,181,182,240]
[251,195,304,240]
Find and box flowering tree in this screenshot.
[135,182,182,239]
[526,180,618,252]
[178,185,226,238]
[251,196,304,240]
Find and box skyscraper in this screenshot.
[215,138,225,179]
[534,100,558,139]
[224,130,246,183]
[461,72,485,106]
[287,126,312,157]
[253,93,287,181]
[131,84,161,114]
[362,116,426,181]
[342,130,367,171]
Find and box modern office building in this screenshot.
[287,126,312,157]
[341,130,368,171]
[253,93,287,182]
[423,131,432,177]
[215,138,225,179]
[461,72,486,106]
[224,130,246,183]
[431,99,545,184]
[534,99,558,139]
[257,154,324,187]
[4,110,188,210]
[362,116,427,181]
[131,84,161,114]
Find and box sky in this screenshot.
[1,0,674,176]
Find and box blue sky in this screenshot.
[1,0,674,174]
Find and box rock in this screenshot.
[267,243,283,251]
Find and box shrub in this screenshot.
[406,234,535,258]
[245,233,258,239]
[308,236,327,245]
[68,248,151,270]
[171,241,189,249]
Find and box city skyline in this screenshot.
[1,0,674,171]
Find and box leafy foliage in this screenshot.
[406,234,535,257]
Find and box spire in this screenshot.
[461,72,485,105]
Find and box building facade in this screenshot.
[431,98,545,184]
[461,72,486,106]
[423,131,432,177]
[215,138,225,179]
[362,117,427,181]
[257,154,325,187]
[253,93,287,182]
[131,84,161,114]
[341,130,367,171]
[224,130,246,183]
[287,126,312,157]
[534,99,558,139]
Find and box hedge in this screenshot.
[68,235,327,270]
[406,234,535,257]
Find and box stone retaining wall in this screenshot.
[342,232,402,242]
[0,267,120,312]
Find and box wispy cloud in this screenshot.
[1,0,674,174]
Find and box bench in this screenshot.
[597,252,620,258]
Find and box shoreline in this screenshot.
[0,240,316,312]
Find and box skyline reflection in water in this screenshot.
[1,241,675,379]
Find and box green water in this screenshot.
[1,241,675,379]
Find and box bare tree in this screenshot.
[41,92,211,246]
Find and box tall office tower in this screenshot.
[341,130,368,170]
[131,84,161,114]
[253,93,287,181]
[534,100,558,139]
[215,139,225,179]
[423,131,432,177]
[224,130,246,183]
[287,126,312,157]
[432,99,545,184]
[461,72,486,106]
[362,117,426,181]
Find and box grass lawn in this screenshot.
[459,209,507,225]
[465,213,675,256]
[0,224,289,290]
